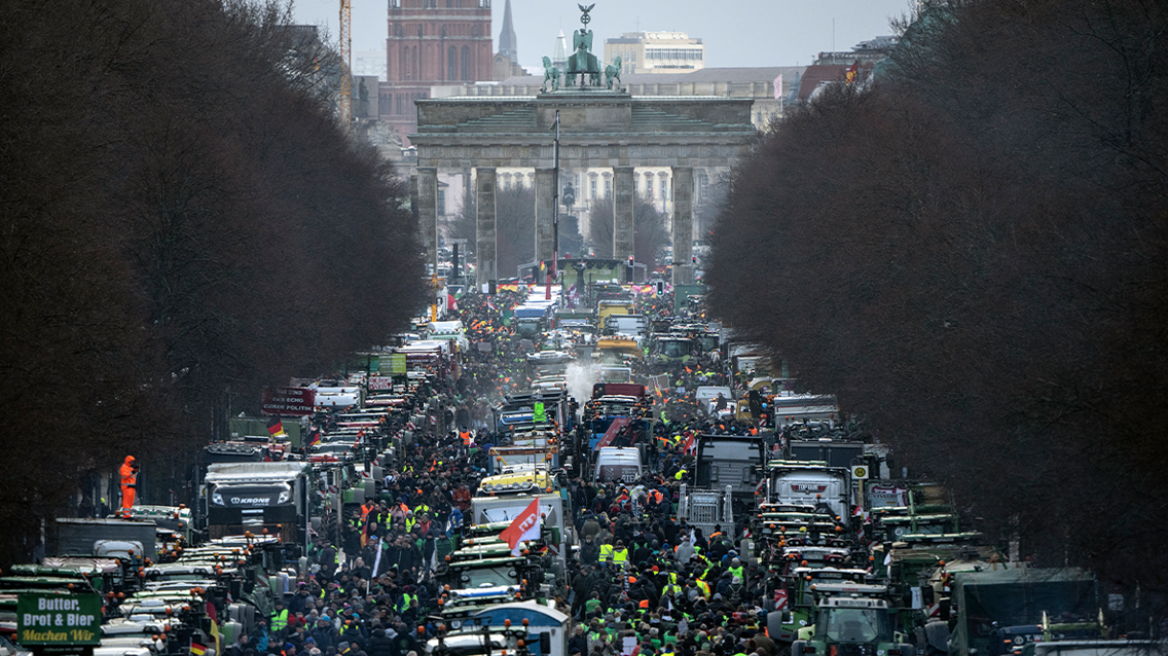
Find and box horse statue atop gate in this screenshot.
[605,55,622,90]
[541,56,561,92]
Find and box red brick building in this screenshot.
[380,0,494,144]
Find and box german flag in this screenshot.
[308,428,322,446]
[845,60,860,85]
[267,415,286,437]
[190,642,207,656]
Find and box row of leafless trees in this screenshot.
[0,0,424,562]
[707,0,1168,587]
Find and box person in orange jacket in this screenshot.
[119,456,139,516]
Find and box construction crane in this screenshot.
[339,0,352,126]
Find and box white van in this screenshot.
[695,386,733,412]
[593,447,642,484]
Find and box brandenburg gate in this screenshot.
[409,7,757,286]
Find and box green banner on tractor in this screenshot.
[380,353,407,375]
[17,593,102,646]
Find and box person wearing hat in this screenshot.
[318,541,338,579]
[728,558,745,584]
[310,617,335,651]
[118,455,139,518]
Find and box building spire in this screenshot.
[552,29,568,70]
[498,0,518,64]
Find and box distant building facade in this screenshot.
[604,32,705,75]
[378,0,494,144]
[813,36,898,66]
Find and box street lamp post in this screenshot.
[547,110,561,303]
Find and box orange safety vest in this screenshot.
[119,456,137,512]
[460,431,472,446]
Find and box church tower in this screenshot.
[378,0,493,144]
[492,0,525,80]
[498,0,517,64]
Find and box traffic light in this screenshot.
[626,255,635,283]
[655,280,665,296]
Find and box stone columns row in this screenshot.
[416,167,498,285]
[415,165,695,288]
[613,166,694,286]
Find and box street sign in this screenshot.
[260,387,316,416]
[17,593,102,646]
[851,465,869,480]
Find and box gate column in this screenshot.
[613,166,635,262]
[476,168,498,284]
[417,167,439,274]
[535,169,555,265]
[670,166,694,286]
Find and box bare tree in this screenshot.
[707,0,1168,588]
[0,0,425,564]
[588,195,670,265]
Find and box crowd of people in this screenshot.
[234,289,782,656]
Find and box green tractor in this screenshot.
[792,583,917,656]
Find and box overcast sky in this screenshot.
[292,0,916,72]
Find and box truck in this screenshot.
[766,461,853,520]
[52,517,157,564]
[470,493,573,587]
[604,314,648,338]
[769,394,841,428]
[1026,642,1166,656]
[436,525,553,627]
[648,334,696,365]
[677,483,734,543]
[675,435,768,541]
[596,336,642,364]
[695,435,767,506]
[471,602,569,656]
[199,462,312,544]
[786,438,865,469]
[596,299,635,325]
[582,385,650,449]
[948,567,1098,656]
